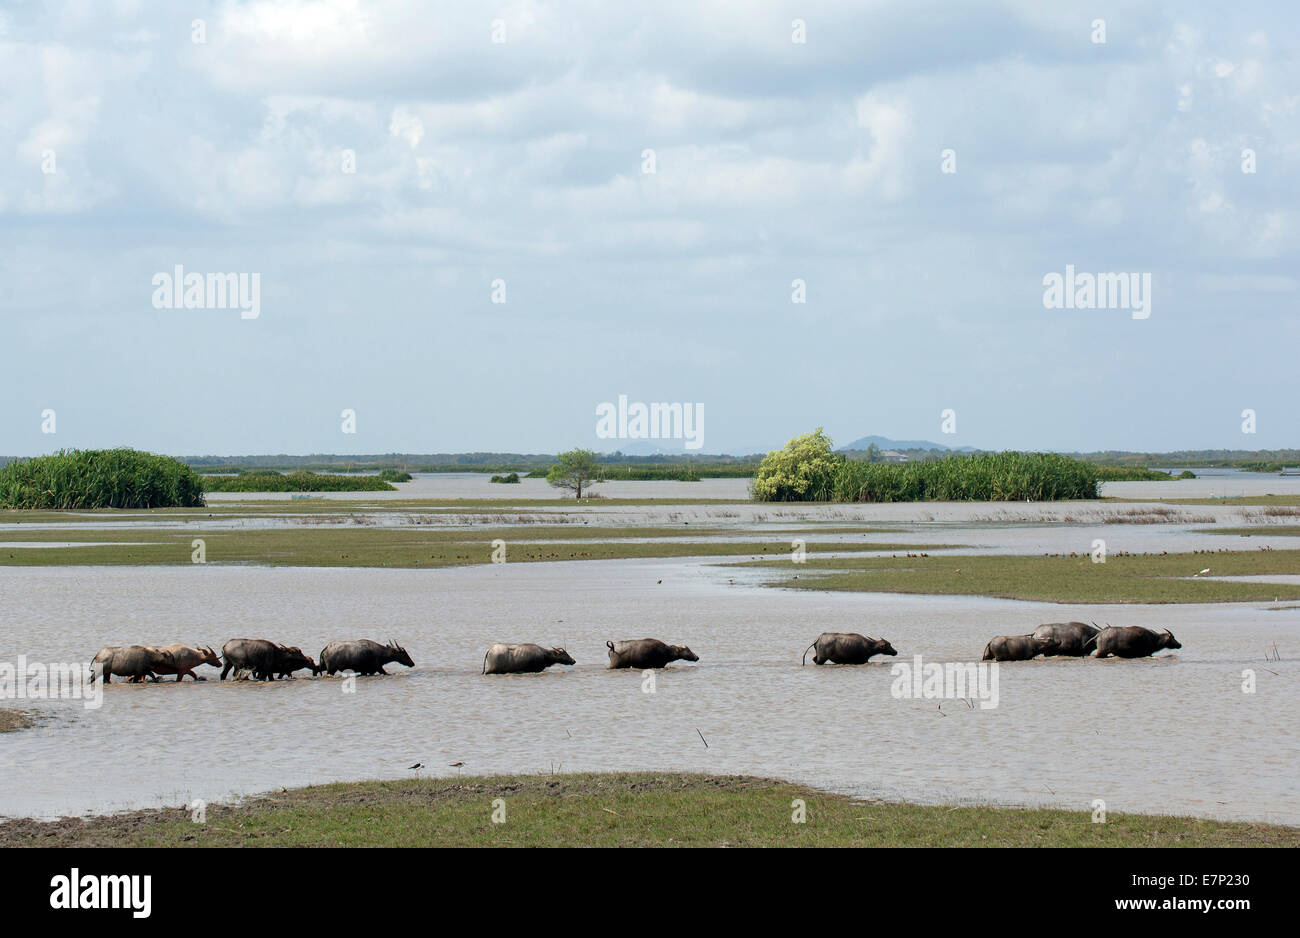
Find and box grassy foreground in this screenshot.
[749,549,1300,603]
[2,773,1293,848]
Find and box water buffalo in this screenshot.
[605,639,698,670]
[802,632,898,665]
[1031,622,1100,657]
[482,643,575,675]
[268,645,319,679]
[1094,626,1181,659]
[981,634,1050,662]
[220,640,319,681]
[89,645,176,684]
[148,644,222,681]
[319,639,414,676]
[220,638,277,681]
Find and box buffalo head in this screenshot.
[388,641,415,668]
[672,645,699,662]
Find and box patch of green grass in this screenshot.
[743,549,1300,604]
[0,526,960,569]
[2,773,1291,847]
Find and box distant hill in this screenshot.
[838,435,973,453]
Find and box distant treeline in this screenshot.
[201,471,396,493]
[0,449,206,509]
[182,452,763,479]
[1070,450,1300,472]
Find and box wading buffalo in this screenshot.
[1093,626,1181,659]
[802,632,898,665]
[218,639,301,675]
[605,639,698,670]
[269,645,319,679]
[319,639,414,676]
[221,640,319,681]
[89,645,176,684]
[482,643,575,675]
[981,634,1050,662]
[148,644,222,681]
[1031,622,1100,658]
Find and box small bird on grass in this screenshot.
[408,762,423,771]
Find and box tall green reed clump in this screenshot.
[0,448,206,509]
[831,452,1098,502]
[753,432,1098,502]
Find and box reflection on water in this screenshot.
[2,560,1295,824]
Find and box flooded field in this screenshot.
[2,554,1296,824]
[196,468,1300,503]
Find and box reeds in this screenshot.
[0,448,206,509]
[755,447,1099,503]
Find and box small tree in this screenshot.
[547,448,600,499]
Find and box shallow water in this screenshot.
[200,469,1300,503]
[2,559,1296,824]
[206,472,752,501]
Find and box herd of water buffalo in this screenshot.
[979,622,1181,661]
[87,622,1180,684]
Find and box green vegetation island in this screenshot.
[201,470,396,493]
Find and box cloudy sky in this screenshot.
[1,0,1296,457]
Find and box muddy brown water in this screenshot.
[1,558,1296,824]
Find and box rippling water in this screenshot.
[2,558,1296,823]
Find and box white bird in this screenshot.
[1194,568,1210,577]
